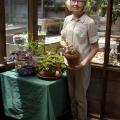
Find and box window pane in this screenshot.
[108,0,120,67]
[37,0,65,53]
[88,0,107,64]
[5,0,28,58]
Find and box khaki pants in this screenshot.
[67,64,91,120]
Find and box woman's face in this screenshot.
[70,0,86,15]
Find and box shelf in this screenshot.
[111,35,120,42]
[45,6,65,11]
[105,66,120,72]
[91,63,120,72]
[91,63,104,69]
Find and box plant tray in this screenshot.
[37,73,61,81]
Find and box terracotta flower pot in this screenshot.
[39,70,56,77]
[64,51,80,67]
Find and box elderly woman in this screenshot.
[60,0,99,120]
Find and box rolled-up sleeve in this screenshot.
[87,20,99,44]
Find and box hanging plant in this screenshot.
[87,0,107,16]
[112,0,120,23]
[87,0,98,15]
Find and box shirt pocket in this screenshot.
[75,24,87,38]
[75,29,87,45]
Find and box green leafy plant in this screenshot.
[87,0,98,15]
[27,40,45,55]
[98,1,107,17]
[87,0,107,16]
[66,45,79,55]
[87,0,120,22]
[112,0,120,23]
[36,52,66,73]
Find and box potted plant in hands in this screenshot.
[36,52,66,79]
[64,45,80,67]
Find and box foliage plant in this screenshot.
[87,0,108,16]
[87,0,99,15]
[66,45,79,55]
[27,40,45,56]
[87,0,107,16]
[36,52,66,73]
[112,0,120,23]
[87,0,120,22]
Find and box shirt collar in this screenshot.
[70,13,86,23]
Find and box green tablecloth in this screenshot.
[0,70,69,120]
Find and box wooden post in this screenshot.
[28,0,38,41]
[0,0,6,64]
[100,0,113,118]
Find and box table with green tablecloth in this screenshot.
[0,70,70,120]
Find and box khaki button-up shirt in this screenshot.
[61,14,99,59]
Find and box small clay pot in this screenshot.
[64,51,80,67]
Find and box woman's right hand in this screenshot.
[64,45,69,53]
[60,37,69,53]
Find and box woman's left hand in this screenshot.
[74,61,86,70]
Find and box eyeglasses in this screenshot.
[71,0,85,3]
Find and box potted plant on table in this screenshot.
[36,52,66,79]
[5,50,37,76]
